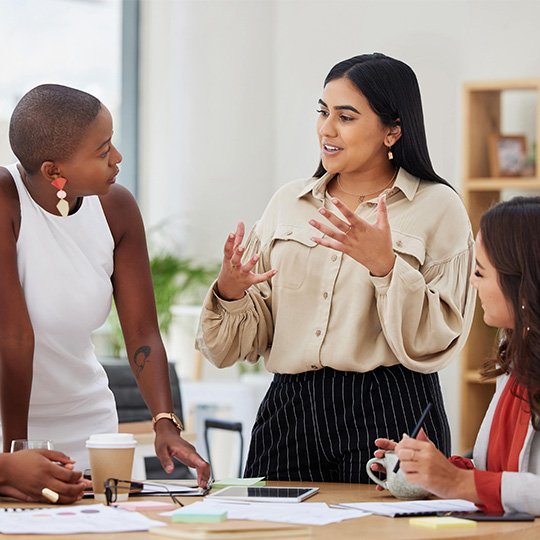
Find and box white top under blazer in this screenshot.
[1,163,118,469]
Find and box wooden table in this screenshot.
[0,481,538,539]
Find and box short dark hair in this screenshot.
[314,53,451,188]
[9,84,102,174]
[480,196,540,429]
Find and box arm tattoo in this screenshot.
[133,345,151,378]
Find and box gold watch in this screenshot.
[152,412,183,432]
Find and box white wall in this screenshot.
[139,0,276,259]
[139,0,540,453]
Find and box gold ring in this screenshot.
[411,450,416,462]
[41,487,59,503]
[345,225,352,235]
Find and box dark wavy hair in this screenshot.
[313,53,452,189]
[9,84,101,174]
[480,196,540,429]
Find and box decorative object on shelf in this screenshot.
[488,134,527,177]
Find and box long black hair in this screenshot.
[313,53,451,188]
[480,196,540,429]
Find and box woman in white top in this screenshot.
[197,53,475,483]
[0,84,210,495]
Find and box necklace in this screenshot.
[336,168,398,203]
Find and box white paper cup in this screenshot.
[86,433,137,502]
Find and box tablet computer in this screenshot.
[206,486,319,503]
[437,511,535,521]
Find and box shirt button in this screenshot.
[396,240,403,247]
[323,292,328,299]
[315,330,321,337]
[331,255,337,262]
[311,365,318,370]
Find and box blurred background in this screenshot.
[1,0,539,477]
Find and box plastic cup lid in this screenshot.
[85,433,137,448]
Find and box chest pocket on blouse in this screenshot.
[392,230,426,271]
[270,225,317,290]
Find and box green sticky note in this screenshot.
[171,507,228,523]
[212,477,265,488]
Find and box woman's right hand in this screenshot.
[0,449,85,503]
[216,221,277,301]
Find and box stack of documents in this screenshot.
[335,499,479,517]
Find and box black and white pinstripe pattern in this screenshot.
[244,365,450,483]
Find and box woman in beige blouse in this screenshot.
[196,53,475,483]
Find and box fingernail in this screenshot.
[309,220,316,225]
[319,208,326,215]
[229,233,235,239]
[166,464,173,472]
[238,246,244,253]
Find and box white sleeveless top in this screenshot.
[3,164,118,468]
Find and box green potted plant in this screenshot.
[105,253,220,358]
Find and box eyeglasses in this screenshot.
[104,478,184,507]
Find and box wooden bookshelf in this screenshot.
[460,78,540,454]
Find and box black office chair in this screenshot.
[204,418,244,478]
[101,359,193,479]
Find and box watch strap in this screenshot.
[152,412,183,432]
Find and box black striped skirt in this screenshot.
[244,364,450,483]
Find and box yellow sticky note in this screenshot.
[409,517,477,528]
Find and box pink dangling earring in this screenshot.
[51,177,69,217]
[387,146,394,160]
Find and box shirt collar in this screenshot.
[296,167,420,203]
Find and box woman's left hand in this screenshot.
[154,424,211,489]
[309,195,396,277]
[395,430,478,501]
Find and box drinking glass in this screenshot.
[10,439,54,452]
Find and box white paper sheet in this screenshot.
[140,481,204,496]
[337,499,479,517]
[0,504,167,534]
[161,501,370,525]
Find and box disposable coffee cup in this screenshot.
[86,433,137,502]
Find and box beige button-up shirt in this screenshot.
[196,168,476,374]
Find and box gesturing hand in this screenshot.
[309,195,396,277]
[216,221,277,301]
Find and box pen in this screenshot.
[393,402,432,473]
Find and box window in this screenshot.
[0,0,137,194]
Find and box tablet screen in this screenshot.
[206,486,319,503]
